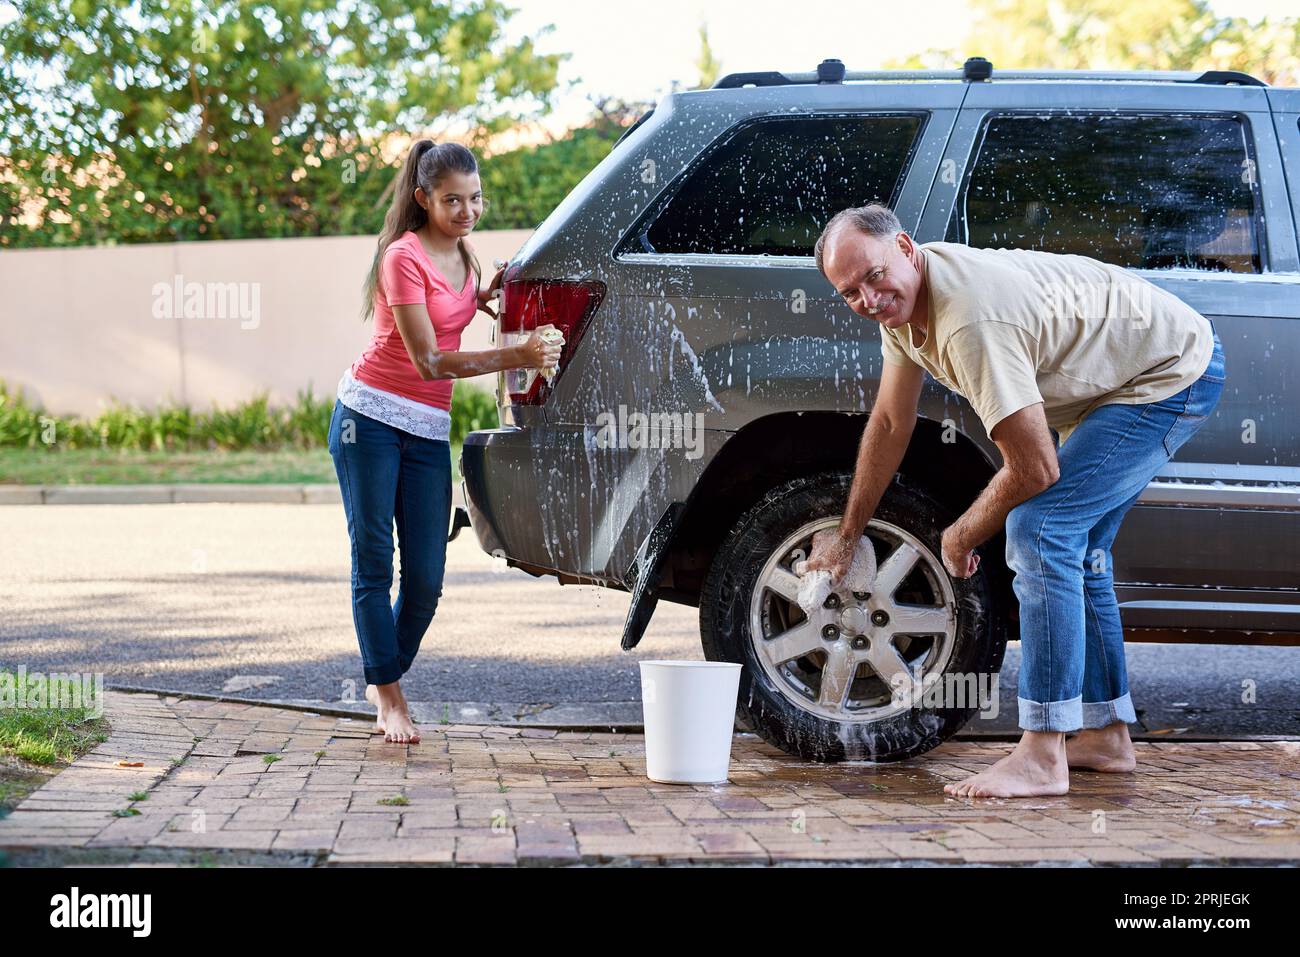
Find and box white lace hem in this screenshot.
[336,368,451,441]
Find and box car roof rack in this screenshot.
[711,57,1267,89]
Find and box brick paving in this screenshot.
[1,690,1296,866]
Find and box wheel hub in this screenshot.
[838,604,868,635]
[749,517,958,723]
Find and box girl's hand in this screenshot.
[519,330,563,371]
[476,264,506,319]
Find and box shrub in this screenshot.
[0,382,45,447]
[450,383,500,445]
[0,379,496,451]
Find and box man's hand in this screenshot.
[941,403,1059,566]
[799,528,857,584]
[936,403,1058,579]
[809,361,923,585]
[940,525,980,579]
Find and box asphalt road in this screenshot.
[2,504,1297,737]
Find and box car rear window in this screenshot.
[634,114,924,257]
[948,112,1263,273]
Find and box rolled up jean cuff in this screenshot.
[363,662,404,686]
[1018,695,1082,732]
[1080,692,1137,729]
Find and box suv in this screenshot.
[461,58,1300,763]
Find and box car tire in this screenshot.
[700,471,1004,763]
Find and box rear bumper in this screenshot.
[461,425,715,584]
[460,431,513,565]
[461,426,628,584]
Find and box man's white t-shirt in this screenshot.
[879,242,1214,443]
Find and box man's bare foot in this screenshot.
[1066,721,1136,772]
[944,731,1070,798]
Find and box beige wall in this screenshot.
[0,230,533,417]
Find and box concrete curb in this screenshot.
[106,684,643,731]
[0,484,338,505]
[0,484,468,508]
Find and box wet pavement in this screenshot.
[1,691,1297,866]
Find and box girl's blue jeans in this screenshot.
[1007,333,1225,732]
[327,399,452,687]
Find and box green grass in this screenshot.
[0,444,463,485]
[0,376,488,486]
[0,671,110,817]
[0,769,47,814]
[0,447,335,485]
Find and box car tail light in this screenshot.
[497,278,605,406]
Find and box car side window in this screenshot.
[947,112,1263,273]
[636,114,924,257]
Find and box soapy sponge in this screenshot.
[793,535,877,615]
[536,324,566,381]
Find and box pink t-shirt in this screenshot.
[350,231,478,411]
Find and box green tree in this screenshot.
[887,0,1299,85]
[477,95,654,229]
[695,23,721,89]
[0,0,567,247]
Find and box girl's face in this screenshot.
[418,169,484,238]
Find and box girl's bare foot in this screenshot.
[365,683,384,734]
[1066,721,1136,772]
[366,682,421,744]
[379,706,420,744]
[943,731,1070,798]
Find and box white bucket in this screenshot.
[638,660,743,785]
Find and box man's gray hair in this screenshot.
[814,203,903,276]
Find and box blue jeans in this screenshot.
[1006,334,1225,732]
[327,399,452,686]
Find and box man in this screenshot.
[803,204,1224,798]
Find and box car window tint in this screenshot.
[643,114,923,256]
[950,113,1262,273]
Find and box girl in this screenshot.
[329,139,560,743]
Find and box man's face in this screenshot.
[823,228,923,329]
